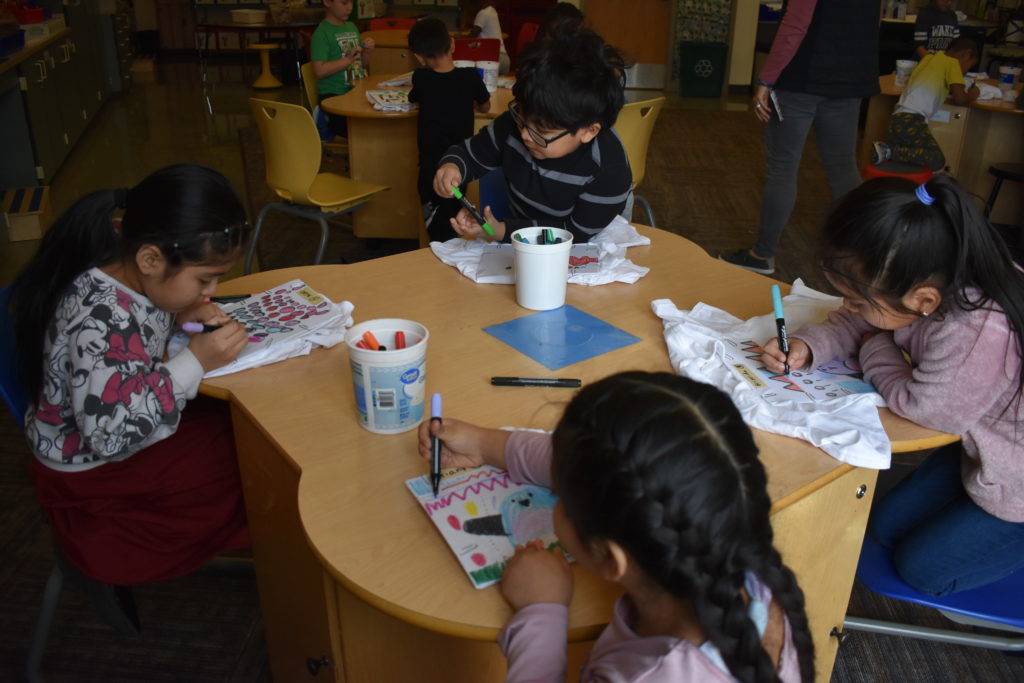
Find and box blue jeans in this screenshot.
[870,443,1024,596]
[752,90,863,259]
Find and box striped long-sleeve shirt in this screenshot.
[439,111,633,243]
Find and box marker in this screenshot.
[430,393,443,497]
[450,185,495,236]
[182,322,223,333]
[490,377,582,388]
[771,284,790,375]
[362,331,381,350]
[395,331,406,349]
[513,233,528,243]
[355,339,370,349]
[210,294,255,303]
[544,228,555,245]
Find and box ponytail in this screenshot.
[9,190,123,401]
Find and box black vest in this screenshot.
[775,0,880,99]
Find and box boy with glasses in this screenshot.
[433,28,632,243]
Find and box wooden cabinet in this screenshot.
[368,46,417,75]
[929,103,969,174]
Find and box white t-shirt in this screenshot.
[474,6,508,57]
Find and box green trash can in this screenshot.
[679,42,728,98]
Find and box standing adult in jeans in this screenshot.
[721,0,879,275]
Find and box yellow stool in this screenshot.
[250,43,283,89]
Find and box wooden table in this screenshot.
[204,227,954,683]
[862,73,1024,225]
[320,74,513,245]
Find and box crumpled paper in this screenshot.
[652,280,891,469]
[429,216,650,285]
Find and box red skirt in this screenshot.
[30,396,250,586]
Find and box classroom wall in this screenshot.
[728,0,759,87]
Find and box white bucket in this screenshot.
[998,65,1022,92]
[476,60,499,93]
[511,227,573,310]
[346,319,428,434]
[895,59,916,87]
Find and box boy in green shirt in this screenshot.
[311,0,374,137]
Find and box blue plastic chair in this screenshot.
[0,286,27,428]
[842,534,1024,650]
[479,168,510,222]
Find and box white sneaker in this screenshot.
[871,141,891,166]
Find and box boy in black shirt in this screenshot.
[914,0,960,57]
[407,18,491,241]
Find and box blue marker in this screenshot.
[430,393,443,496]
[771,284,790,375]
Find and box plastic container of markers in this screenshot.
[345,319,428,434]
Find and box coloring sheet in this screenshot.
[406,465,565,589]
[168,280,354,378]
[720,337,875,403]
[365,89,416,112]
[476,243,602,281]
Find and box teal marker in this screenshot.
[450,185,495,237]
[771,284,790,375]
[544,228,555,245]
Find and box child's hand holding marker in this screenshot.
[450,185,502,239]
[416,417,511,471]
[433,163,462,198]
[183,319,248,372]
[760,337,812,375]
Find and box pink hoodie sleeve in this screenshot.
[758,0,818,85]
[505,430,554,488]
[498,603,569,683]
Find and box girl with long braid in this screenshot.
[418,371,815,682]
[761,176,1024,597]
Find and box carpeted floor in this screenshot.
[3,107,1023,683]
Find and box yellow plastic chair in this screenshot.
[246,98,388,274]
[299,61,349,158]
[613,96,665,227]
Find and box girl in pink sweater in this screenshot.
[418,372,815,682]
[761,176,1024,596]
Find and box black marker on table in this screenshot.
[491,377,582,388]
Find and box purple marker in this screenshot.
[182,322,222,333]
[430,393,443,496]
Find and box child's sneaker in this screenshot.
[719,249,775,275]
[871,141,891,166]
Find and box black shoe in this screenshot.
[719,249,775,275]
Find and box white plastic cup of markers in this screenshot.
[476,59,499,93]
[511,227,573,311]
[998,65,1022,92]
[346,319,428,434]
[894,59,916,87]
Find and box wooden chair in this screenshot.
[299,61,349,158]
[369,17,416,31]
[612,96,665,227]
[841,534,1024,651]
[247,98,389,273]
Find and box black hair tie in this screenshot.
[113,188,129,210]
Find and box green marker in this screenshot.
[450,185,495,237]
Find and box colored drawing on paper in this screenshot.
[406,465,567,589]
[719,337,876,403]
[220,281,333,344]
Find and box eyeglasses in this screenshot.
[508,102,571,148]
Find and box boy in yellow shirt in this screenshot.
[872,38,978,171]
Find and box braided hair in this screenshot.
[551,372,815,683]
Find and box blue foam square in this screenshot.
[483,305,641,370]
